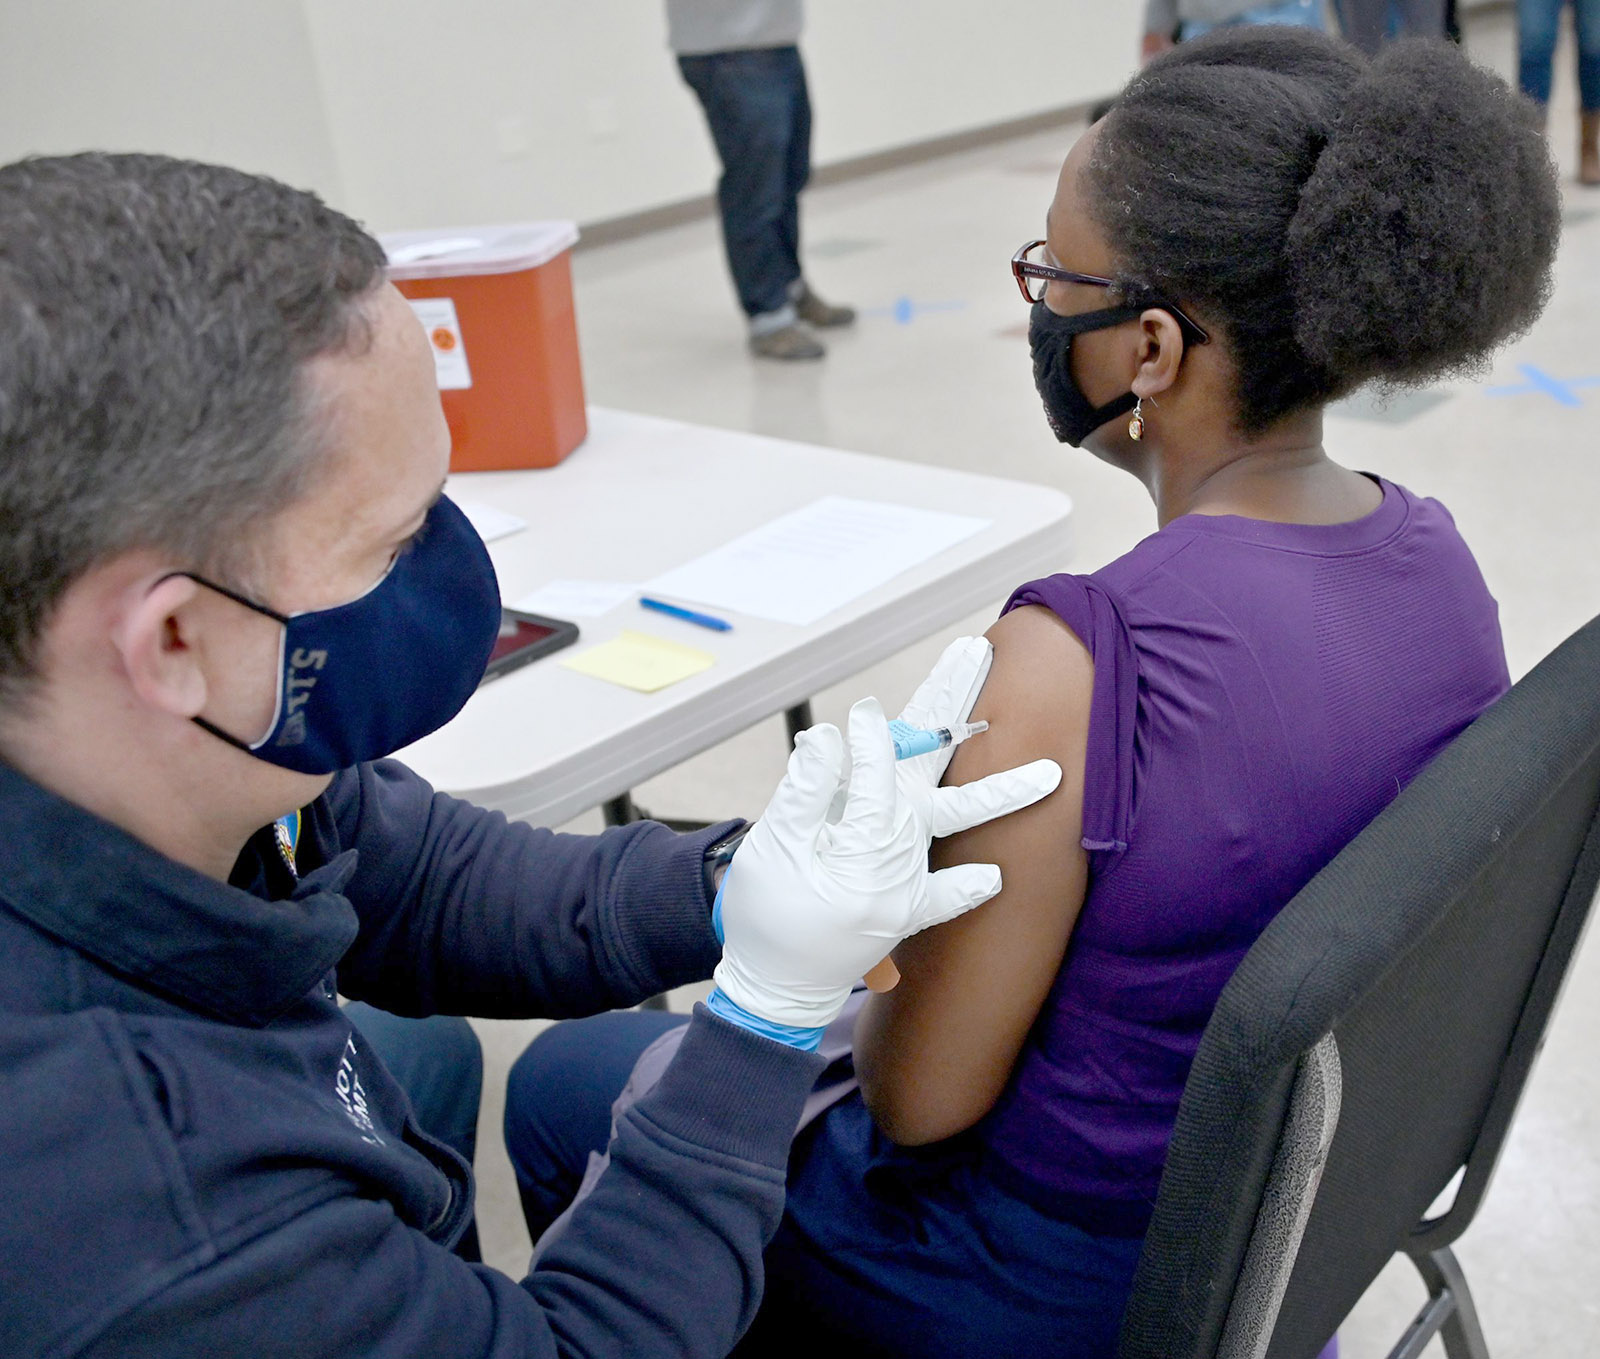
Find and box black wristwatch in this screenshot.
[701,824,750,901]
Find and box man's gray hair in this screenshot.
[0,152,388,705]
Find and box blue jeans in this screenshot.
[1334,0,1447,53]
[505,1012,1146,1358]
[1182,0,1326,39]
[678,46,811,321]
[1520,0,1600,109]
[503,1008,690,1237]
[344,1002,483,1261]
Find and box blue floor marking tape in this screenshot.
[865,296,967,325]
[1485,365,1600,407]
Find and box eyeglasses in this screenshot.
[1011,240,1210,346]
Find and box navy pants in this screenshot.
[678,46,811,320]
[345,1001,483,1261]
[503,1008,690,1237]
[1519,0,1600,108]
[505,1011,1147,1358]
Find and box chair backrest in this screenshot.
[1118,612,1600,1359]
[1216,1034,1342,1359]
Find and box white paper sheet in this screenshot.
[644,497,991,626]
[509,580,640,618]
[457,499,528,543]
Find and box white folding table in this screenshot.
[396,408,1074,828]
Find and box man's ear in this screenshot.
[111,574,211,719]
[1130,308,1186,401]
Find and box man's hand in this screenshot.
[711,640,1061,1038]
[863,634,1002,990]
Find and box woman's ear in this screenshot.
[1130,308,1187,400]
[111,573,211,720]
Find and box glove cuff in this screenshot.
[706,988,826,1051]
[712,955,852,1032]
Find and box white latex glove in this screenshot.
[859,634,1009,993]
[823,634,994,827]
[713,658,1060,1034]
[897,633,995,785]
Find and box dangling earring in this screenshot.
[1128,397,1146,442]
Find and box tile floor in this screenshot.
[465,9,1600,1353]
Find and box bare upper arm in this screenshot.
[854,605,1095,1145]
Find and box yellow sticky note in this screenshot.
[560,629,716,693]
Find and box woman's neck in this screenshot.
[1145,412,1381,528]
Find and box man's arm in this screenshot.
[324,759,732,1019]
[85,1009,823,1359]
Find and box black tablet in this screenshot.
[479,609,580,685]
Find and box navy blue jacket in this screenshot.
[0,758,822,1357]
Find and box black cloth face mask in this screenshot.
[1028,298,1148,447]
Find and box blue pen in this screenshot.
[639,596,734,632]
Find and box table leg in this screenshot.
[605,792,712,834]
[607,704,811,829]
[784,701,814,749]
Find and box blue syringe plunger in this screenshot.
[888,719,989,761]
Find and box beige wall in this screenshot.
[0,1,1140,233]
[0,0,343,198]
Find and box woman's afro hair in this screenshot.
[1085,27,1560,433]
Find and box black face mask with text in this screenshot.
[1027,298,1147,447]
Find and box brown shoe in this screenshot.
[749,323,825,360]
[1581,111,1600,186]
[795,284,856,328]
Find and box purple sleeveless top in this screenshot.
[980,479,1509,1236]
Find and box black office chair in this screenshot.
[1118,612,1600,1359]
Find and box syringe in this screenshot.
[888,719,989,761]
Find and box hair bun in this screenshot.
[1286,38,1557,390]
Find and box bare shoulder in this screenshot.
[929,603,1093,876]
[869,603,1096,1143]
[985,603,1093,691]
[944,605,1094,787]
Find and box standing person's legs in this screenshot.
[344,1002,484,1260]
[1394,0,1448,37]
[677,47,807,333]
[503,1008,690,1240]
[1335,0,1388,53]
[780,53,856,331]
[1576,0,1600,108]
[1338,0,1444,51]
[778,47,810,303]
[1576,0,1600,181]
[1519,0,1564,105]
